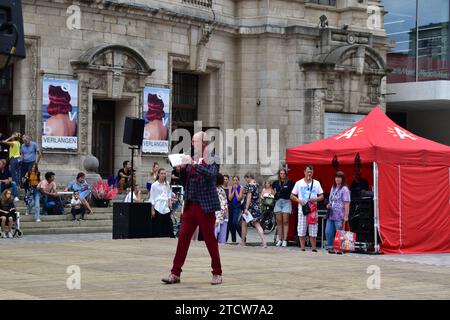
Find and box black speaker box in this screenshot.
[349,199,374,243]
[0,0,26,64]
[113,203,152,239]
[123,117,145,146]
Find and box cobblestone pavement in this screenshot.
[2,230,450,267]
[1,230,450,300]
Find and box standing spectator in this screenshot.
[1,132,21,186]
[0,189,16,238]
[70,191,86,221]
[260,180,275,199]
[20,134,42,184]
[170,165,182,186]
[65,172,93,214]
[326,171,351,254]
[240,172,267,247]
[149,168,174,238]
[0,159,19,202]
[291,165,324,252]
[37,172,64,215]
[23,163,41,221]
[222,175,230,200]
[272,169,295,247]
[117,160,132,194]
[227,176,243,243]
[215,173,228,244]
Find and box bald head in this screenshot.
[192,131,209,159]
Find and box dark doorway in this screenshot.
[92,100,115,178]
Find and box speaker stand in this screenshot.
[129,146,140,204]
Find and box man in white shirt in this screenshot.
[291,165,324,252]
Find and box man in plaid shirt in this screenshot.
[162,131,223,285]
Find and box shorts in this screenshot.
[0,213,16,221]
[297,213,318,237]
[274,199,292,214]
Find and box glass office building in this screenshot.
[384,0,450,145]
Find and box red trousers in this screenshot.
[171,202,222,276]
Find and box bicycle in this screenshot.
[260,195,276,234]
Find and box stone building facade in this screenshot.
[8,0,390,185]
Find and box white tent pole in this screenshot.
[373,162,379,253]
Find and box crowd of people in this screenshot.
[0,131,367,251]
[0,132,104,238]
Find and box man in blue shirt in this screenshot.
[20,135,42,183]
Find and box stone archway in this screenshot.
[301,44,389,142]
[70,45,154,155]
[322,44,388,114]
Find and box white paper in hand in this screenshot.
[243,211,254,223]
[168,154,190,167]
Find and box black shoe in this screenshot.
[328,249,336,254]
[336,251,343,255]
[71,217,76,221]
[312,249,318,253]
[301,248,306,251]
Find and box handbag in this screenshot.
[333,221,356,252]
[306,203,318,224]
[302,180,314,216]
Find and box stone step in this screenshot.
[22,226,112,235]
[15,207,114,213]
[20,213,113,222]
[21,219,112,229]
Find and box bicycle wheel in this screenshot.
[262,213,276,234]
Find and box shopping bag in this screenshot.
[333,222,356,252]
[305,203,318,225]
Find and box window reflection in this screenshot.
[385,0,417,83]
[385,0,450,83]
[417,0,449,81]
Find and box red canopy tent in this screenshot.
[286,107,450,254]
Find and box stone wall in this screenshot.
[14,0,389,185]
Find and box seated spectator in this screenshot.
[0,159,19,202]
[70,191,86,221]
[117,160,132,194]
[124,185,142,203]
[37,172,64,215]
[0,189,16,238]
[23,163,42,221]
[65,172,93,214]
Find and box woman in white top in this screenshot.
[149,168,174,238]
[124,185,142,203]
